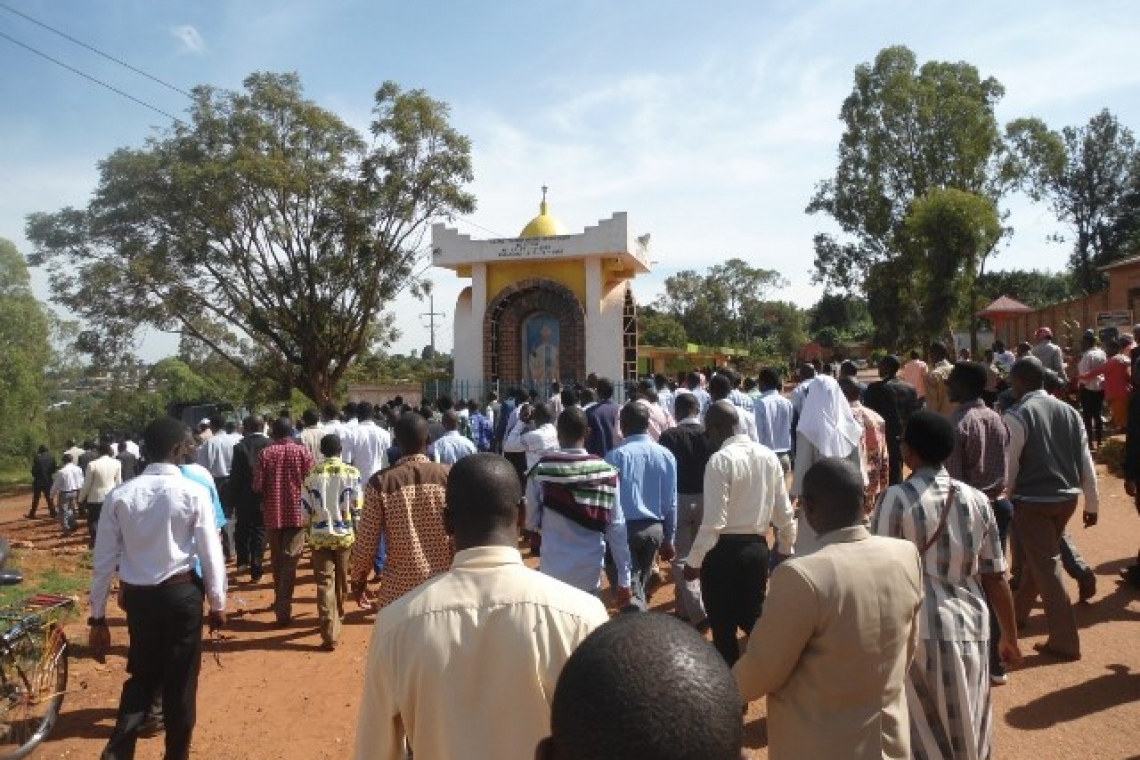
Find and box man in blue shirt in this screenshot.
[754,368,794,474]
[526,408,633,607]
[466,399,494,452]
[605,403,678,606]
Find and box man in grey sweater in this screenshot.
[1004,357,1099,660]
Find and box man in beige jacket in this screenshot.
[79,440,122,548]
[732,457,923,760]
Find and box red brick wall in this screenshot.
[484,278,587,383]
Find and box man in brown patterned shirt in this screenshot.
[350,412,453,610]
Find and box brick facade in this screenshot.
[484,278,586,383]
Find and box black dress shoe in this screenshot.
[1077,571,1097,603]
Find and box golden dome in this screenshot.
[519,186,567,238]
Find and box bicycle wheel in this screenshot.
[0,625,69,760]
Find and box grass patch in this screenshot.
[0,463,31,488]
[0,550,90,611]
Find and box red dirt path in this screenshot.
[0,466,1136,760]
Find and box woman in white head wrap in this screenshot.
[789,375,868,554]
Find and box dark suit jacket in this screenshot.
[230,433,271,510]
[31,453,56,487]
[863,377,920,442]
[116,452,140,481]
[586,400,621,457]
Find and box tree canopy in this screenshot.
[651,260,804,364]
[808,46,1011,347]
[0,238,52,463]
[26,72,475,404]
[1006,109,1139,293]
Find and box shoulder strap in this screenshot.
[920,482,957,555]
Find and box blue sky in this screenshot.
[3,0,1139,360]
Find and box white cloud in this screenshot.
[170,25,204,54]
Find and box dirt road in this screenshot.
[0,465,1136,760]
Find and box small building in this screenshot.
[431,189,651,389]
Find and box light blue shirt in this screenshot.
[525,449,632,592]
[431,430,478,465]
[180,463,227,579]
[604,434,678,543]
[755,389,794,454]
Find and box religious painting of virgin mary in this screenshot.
[523,313,560,383]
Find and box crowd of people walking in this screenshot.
[20,325,1140,759]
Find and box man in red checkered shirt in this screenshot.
[254,416,314,625]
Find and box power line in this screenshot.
[0,29,185,125]
[0,2,192,97]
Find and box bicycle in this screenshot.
[0,539,76,759]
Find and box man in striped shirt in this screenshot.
[526,407,632,607]
[873,411,1021,760]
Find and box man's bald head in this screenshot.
[619,402,650,436]
[538,613,743,760]
[394,412,430,453]
[704,400,738,447]
[445,453,522,549]
[802,458,867,534]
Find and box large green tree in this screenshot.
[653,258,786,347]
[0,238,52,462]
[975,269,1080,310]
[808,46,1012,346]
[27,73,475,404]
[1006,109,1138,293]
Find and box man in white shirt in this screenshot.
[520,402,559,469]
[79,441,122,549]
[683,401,797,666]
[198,417,237,560]
[51,453,84,533]
[89,416,226,760]
[431,410,478,465]
[354,453,608,760]
[343,402,391,482]
[709,374,758,442]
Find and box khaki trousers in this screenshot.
[311,546,350,646]
[266,527,305,624]
[1011,500,1080,656]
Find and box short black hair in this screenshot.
[302,408,320,427]
[143,416,189,461]
[949,362,987,398]
[442,410,460,430]
[532,402,554,426]
[595,378,615,400]
[837,376,861,402]
[271,417,294,440]
[929,341,948,359]
[557,407,589,442]
[1010,356,1045,389]
[319,433,342,458]
[903,410,956,466]
[673,392,698,419]
[758,367,781,390]
[394,412,429,450]
[62,453,73,464]
[879,354,901,374]
[802,457,866,529]
[446,453,521,536]
[619,402,650,435]
[707,374,731,401]
[321,402,340,420]
[548,613,742,760]
[243,415,264,435]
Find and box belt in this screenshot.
[122,570,194,590]
[717,533,766,544]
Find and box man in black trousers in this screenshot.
[864,354,921,485]
[229,415,271,582]
[88,416,226,760]
[27,444,56,519]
